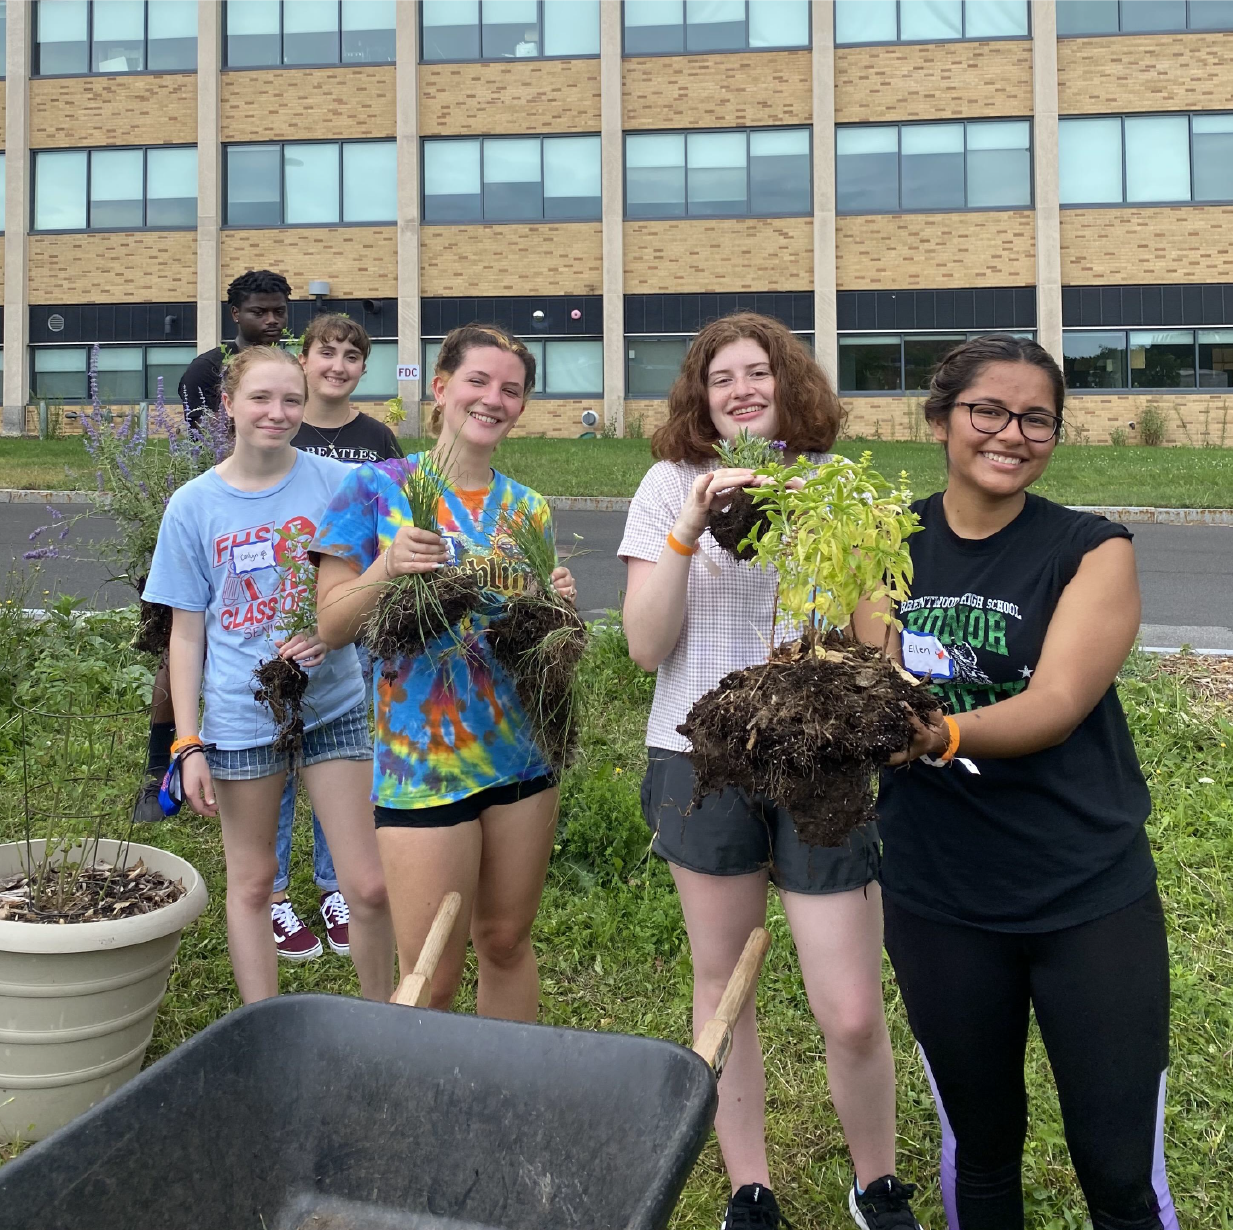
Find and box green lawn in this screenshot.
[2,435,1232,506]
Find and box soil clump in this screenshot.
[708,487,767,561]
[254,656,309,760]
[132,598,172,657]
[366,569,485,681]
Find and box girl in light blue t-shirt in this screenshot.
[145,346,393,1004]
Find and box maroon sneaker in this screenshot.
[271,900,322,962]
[319,890,350,955]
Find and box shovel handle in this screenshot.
[692,926,771,1076]
[392,891,463,1008]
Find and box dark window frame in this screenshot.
[837,329,1038,394]
[834,0,1031,47]
[625,329,815,398]
[223,0,396,70]
[29,341,200,403]
[422,334,606,397]
[419,0,600,64]
[1062,326,1233,391]
[1056,0,1233,37]
[621,0,812,57]
[32,0,198,78]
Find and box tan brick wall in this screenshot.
[837,211,1036,288]
[29,232,197,302]
[417,398,604,439]
[222,227,396,297]
[839,396,933,441]
[420,59,601,136]
[1061,207,1233,283]
[625,218,813,293]
[623,52,811,130]
[221,67,395,142]
[1058,33,1233,114]
[421,223,602,296]
[835,41,1033,124]
[30,74,196,148]
[623,400,670,438]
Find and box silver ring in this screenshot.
[409,550,417,561]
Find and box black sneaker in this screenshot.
[849,1175,923,1229]
[721,1184,791,1230]
[131,775,166,824]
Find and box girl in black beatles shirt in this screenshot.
[874,336,1176,1230]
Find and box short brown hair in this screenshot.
[429,323,537,433]
[651,313,845,463]
[301,313,372,362]
[222,345,307,404]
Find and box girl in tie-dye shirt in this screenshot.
[314,324,577,1022]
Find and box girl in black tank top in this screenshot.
[872,336,1176,1230]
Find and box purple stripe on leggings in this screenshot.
[918,1046,959,1230]
[1153,1070,1180,1230]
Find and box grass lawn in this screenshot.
[1,435,1232,506]
[2,607,1231,1227]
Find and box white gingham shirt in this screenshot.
[619,458,825,752]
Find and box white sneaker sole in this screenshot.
[276,938,323,962]
[848,1186,923,1230]
[324,933,350,955]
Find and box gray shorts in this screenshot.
[641,747,880,895]
[205,702,372,781]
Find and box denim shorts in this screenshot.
[206,702,372,781]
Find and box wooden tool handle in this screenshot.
[692,926,771,1075]
[392,891,462,1008]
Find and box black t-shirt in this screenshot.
[178,346,226,418]
[291,411,403,465]
[877,492,1154,933]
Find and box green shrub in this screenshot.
[1138,402,1167,446]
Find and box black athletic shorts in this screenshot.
[374,775,557,829]
[641,748,879,895]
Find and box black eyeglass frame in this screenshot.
[956,401,1063,442]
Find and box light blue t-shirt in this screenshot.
[145,451,365,751]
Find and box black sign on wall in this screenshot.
[421,297,602,337]
[1062,284,1233,328]
[29,303,196,345]
[222,298,397,341]
[625,292,814,334]
[837,287,1037,333]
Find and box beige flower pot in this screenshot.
[0,839,208,1143]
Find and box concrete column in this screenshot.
[395,3,422,437]
[1032,1,1063,364]
[812,0,838,390]
[600,0,624,436]
[2,0,31,435]
[196,0,223,355]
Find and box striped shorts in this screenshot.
[205,702,372,781]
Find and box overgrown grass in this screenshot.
[1,610,1231,1228]
[3,436,1233,506]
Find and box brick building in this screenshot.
[2,0,1232,445]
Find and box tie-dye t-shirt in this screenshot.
[312,455,552,809]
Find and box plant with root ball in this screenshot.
[707,430,788,560]
[678,453,937,848]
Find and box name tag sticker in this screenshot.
[231,541,277,574]
[901,630,954,680]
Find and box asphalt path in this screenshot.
[3,505,1231,651]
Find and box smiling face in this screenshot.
[432,345,529,450]
[222,359,307,452]
[300,333,366,402]
[706,338,779,443]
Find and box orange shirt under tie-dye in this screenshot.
[312,455,552,809]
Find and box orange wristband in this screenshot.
[171,735,204,755]
[666,531,698,557]
[939,715,960,762]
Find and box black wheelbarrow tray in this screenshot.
[0,923,770,1230]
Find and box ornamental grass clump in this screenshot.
[707,430,787,560]
[678,452,937,847]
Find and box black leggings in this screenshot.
[884,890,1176,1230]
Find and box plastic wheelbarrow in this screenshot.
[0,891,770,1230]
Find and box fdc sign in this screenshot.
[396,365,420,381]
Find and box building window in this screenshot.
[423,336,604,395]
[1057,0,1233,35]
[421,0,599,61]
[352,340,398,399]
[625,127,811,219]
[838,330,1035,392]
[623,0,809,55]
[225,0,395,67]
[33,0,197,75]
[1063,328,1233,388]
[835,0,1028,44]
[31,344,198,402]
[225,140,396,226]
[1059,112,1233,205]
[33,146,197,231]
[837,120,1031,214]
[0,1,7,79]
[627,331,813,397]
[423,135,601,223]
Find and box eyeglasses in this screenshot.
[957,402,1062,443]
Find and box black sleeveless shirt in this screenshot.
[877,492,1155,933]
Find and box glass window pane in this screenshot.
[342,0,396,63]
[96,346,144,402]
[626,337,688,397]
[1125,115,1190,203]
[899,0,962,40]
[423,139,482,222]
[905,335,964,389]
[227,0,280,66]
[35,150,87,230]
[1189,0,1233,28]
[0,2,7,80]
[750,127,810,214]
[37,0,88,74]
[422,0,479,59]
[285,143,340,224]
[835,0,896,42]
[148,0,198,70]
[482,0,539,58]
[147,146,197,227]
[343,141,396,221]
[1130,329,1194,388]
[687,130,747,216]
[1055,0,1119,33]
[625,0,684,53]
[354,341,398,399]
[901,123,964,210]
[544,0,599,54]
[1192,114,1233,201]
[836,125,899,212]
[626,133,686,218]
[964,0,1028,36]
[226,144,281,226]
[1198,329,1233,387]
[423,340,443,381]
[283,0,339,64]
[1059,116,1123,204]
[90,149,144,229]
[686,0,745,52]
[483,137,543,220]
[1121,0,1187,31]
[966,119,1031,207]
[521,339,545,386]
[839,336,902,391]
[749,0,810,46]
[34,347,89,400]
[92,0,144,72]
[543,136,601,219]
[545,340,603,394]
[146,346,198,401]
[1063,332,1126,388]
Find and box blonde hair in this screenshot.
[429,324,536,433]
[222,345,307,404]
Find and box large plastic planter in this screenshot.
[0,838,208,1143]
